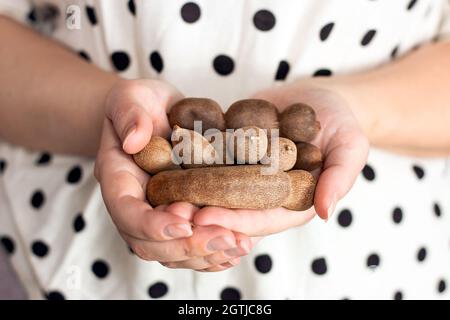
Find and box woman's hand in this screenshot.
[95,79,252,271]
[193,79,369,236]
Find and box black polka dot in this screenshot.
[361,29,377,46]
[220,287,241,300]
[111,51,130,72]
[438,279,446,293]
[213,55,235,76]
[128,0,136,16]
[412,165,425,179]
[1,236,15,255]
[433,202,442,217]
[0,159,6,174]
[337,209,353,227]
[390,46,399,59]
[31,240,49,258]
[46,291,65,300]
[392,207,403,224]
[362,164,376,181]
[313,69,333,77]
[149,51,164,73]
[311,257,327,275]
[254,254,272,273]
[67,165,82,184]
[36,152,52,165]
[180,2,201,23]
[148,282,169,298]
[407,0,418,11]
[31,190,45,209]
[275,60,290,81]
[92,260,109,279]
[253,9,276,31]
[85,6,97,25]
[73,214,86,233]
[27,8,37,23]
[393,291,403,300]
[366,253,380,269]
[78,51,91,62]
[319,22,334,41]
[417,247,427,262]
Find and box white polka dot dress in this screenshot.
[1,0,450,300]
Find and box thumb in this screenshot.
[107,102,153,155]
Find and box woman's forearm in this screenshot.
[330,41,450,156]
[0,16,119,156]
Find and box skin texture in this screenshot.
[225,99,279,130]
[133,136,180,174]
[261,137,297,171]
[279,103,321,142]
[294,141,323,171]
[147,165,293,209]
[168,97,225,133]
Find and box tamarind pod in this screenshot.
[168,98,225,133]
[279,103,320,142]
[147,165,291,209]
[225,99,279,130]
[228,126,268,164]
[294,142,323,171]
[283,170,316,211]
[261,137,297,171]
[171,125,216,169]
[133,136,180,175]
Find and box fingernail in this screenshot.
[220,262,233,268]
[122,125,137,150]
[224,247,242,258]
[221,257,240,267]
[207,236,235,252]
[239,239,251,254]
[164,223,192,239]
[327,197,337,221]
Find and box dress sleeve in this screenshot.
[0,0,31,24]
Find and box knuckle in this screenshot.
[181,239,194,258]
[203,255,214,265]
[140,223,159,242]
[111,105,130,128]
[158,243,174,260]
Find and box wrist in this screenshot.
[84,73,121,156]
[307,76,380,143]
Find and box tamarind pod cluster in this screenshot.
[133,97,324,211]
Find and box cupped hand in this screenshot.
[194,79,369,236]
[95,79,252,271]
